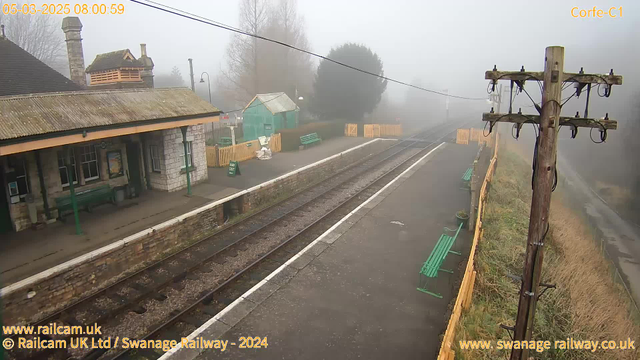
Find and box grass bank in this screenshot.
[454,148,639,360]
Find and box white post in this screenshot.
[229,126,236,146]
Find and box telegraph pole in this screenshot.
[513,47,563,359]
[483,46,622,360]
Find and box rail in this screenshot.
[113,120,465,360]
[9,122,456,360]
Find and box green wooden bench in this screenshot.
[300,132,322,147]
[417,222,464,298]
[55,185,115,221]
[462,167,473,182]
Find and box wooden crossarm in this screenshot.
[485,70,623,85]
[482,113,618,130]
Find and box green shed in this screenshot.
[242,92,298,141]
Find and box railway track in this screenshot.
[6,120,465,360]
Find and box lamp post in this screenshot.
[199,72,212,104]
[296,96,303,127]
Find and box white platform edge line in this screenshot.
[0,139,387,298]
[158,141,445,359]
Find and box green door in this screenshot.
[126,143,142,198]
[0,172,13,233]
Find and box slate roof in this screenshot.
[85,49,144,72]
[0,88,221,142]
[245,92,298,114]
[0,36,82,96]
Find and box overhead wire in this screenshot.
[129,0,486,101]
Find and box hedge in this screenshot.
[278,121,345,151]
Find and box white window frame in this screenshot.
[179,141,193,169]
[80,145,100,181]
[9,157,30,199]
[57,151,78,187]
[150,145,162,172]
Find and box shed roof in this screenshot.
[85,49,144,72]
[0,36,82,96]
[244,92,298,115]
[0,88,220,142]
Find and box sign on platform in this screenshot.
[227,161,241,177]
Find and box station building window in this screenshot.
[57,151,78,187]
[6,156,30,201]
[180,141,193,169]
[150,145,162,172]
[80,145,100,181]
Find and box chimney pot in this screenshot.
[61,17,86,87]
[140,43,147,57]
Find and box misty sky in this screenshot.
[13,0,640,118]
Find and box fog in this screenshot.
[3,0,639,212]
[43,1,636,107]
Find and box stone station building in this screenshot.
[0,88,220,233]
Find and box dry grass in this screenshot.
[454,148,640,360]
[594,180,633,210]
[549,201,639,359]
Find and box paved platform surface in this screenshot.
[186,142,480,360]
[0,137,370,285]
[205,137,370,192]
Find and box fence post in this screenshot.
[214,144,220,167]
[463,270,477,310]
[468,146,481,230]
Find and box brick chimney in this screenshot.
[61,17,86,87]
[139,43,154,88]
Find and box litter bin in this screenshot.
[26,193,37,224]
[115,187,126,203]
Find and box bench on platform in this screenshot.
[417,222,464,298]
[300,133,322,147]
[462,167,473,182]
[55,185,115,221]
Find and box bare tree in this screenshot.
[0,2,67,74]
[219,0,270,105]
[261,0,313,100]
[219,0,313,107]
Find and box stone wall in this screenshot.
[242,140,392,210]
[145,125,207,192]
[1,139,393,325]
[1,203,224,326]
